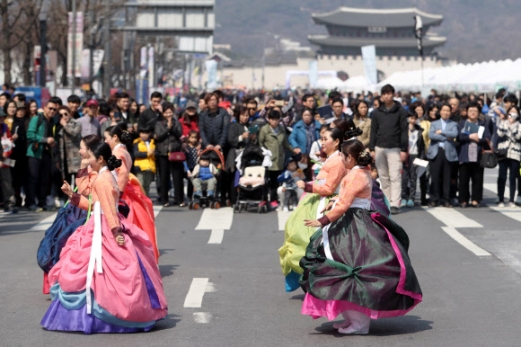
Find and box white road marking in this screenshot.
[277,210,292,231]
[193,312,212,323]
[208,229,224,244]
[28,213,57,231]
[422,207,489,256]
[196,207,233,244]
[483,183,521,222]
[441,227,491,257]
[423,207,483,228]
[153,205,162,218]
[184,278,209,308]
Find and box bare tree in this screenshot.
[0,0,43,84]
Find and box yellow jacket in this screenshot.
[133,138,156,173]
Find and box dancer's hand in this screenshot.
[320,200,335,213]
[304,219,321,227]
[115,233,125,246]
[61,181,73,198]
[296,180,305,189]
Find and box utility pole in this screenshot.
[71,0,77,94]
[39,14,47,88]
[103,1,111,97]
[88,10,95,87]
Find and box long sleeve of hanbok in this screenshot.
[94,176,120,231]
[113,147,131,193]
[309,155,346,196]
[75,167,98,196]
[319,169,371,226]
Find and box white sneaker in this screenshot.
[337,310,370,335]
[498,202,505,208]
[282,206,289,212]
[508,202,517,208]
[288,205,294,211]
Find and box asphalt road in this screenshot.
[1,169,521,347]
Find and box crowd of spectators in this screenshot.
[1,82,519,215]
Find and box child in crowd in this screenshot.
[277,159,305,211]
[184,130,201,202]
[0,110,16,213]
[189,154,218,204]
[401,112,425,208]
[133,128,156,196]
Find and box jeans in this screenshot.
[498,158,520,203]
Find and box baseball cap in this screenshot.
[86,99,99,108]
[16,101,25,109]
[186,100,197,109]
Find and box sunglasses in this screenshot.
[48,107,57,112]
[247,107,257,111]
[60,112,69,117]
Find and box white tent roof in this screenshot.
[378,58,521,92]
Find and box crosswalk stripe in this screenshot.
[28,213,57,231]
[422,206,483,228]
[441,226,491,257]
[184,278,209,308]
[277,210,292,231]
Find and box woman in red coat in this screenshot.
[181,101,199,138]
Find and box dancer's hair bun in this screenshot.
[107,155,122,171]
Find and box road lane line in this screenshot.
[196,207,233,244]
[184,278,209,308]
[422,207,483,228]
[193,312,212,323]
[28,213,58,231]
[441,227,491,257]
[277,210,292,231]
[195,207,233,230]
[153,205,163,218]
[208,229,224,244]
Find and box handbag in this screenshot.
[480,139,498,169]
[168,151,186,163]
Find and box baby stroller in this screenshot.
[234,142,270,213]
[188,147,226,210]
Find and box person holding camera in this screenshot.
[77,99,101,137]
[26,100,58,212]
[496,105,521,207]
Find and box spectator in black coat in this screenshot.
[199,92,231,205]
[138,91,163,134]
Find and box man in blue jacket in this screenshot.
[289,108,321,155]
[427,103,459,207]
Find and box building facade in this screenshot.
[308,7,446,57]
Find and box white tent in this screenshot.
[378,58,521,92]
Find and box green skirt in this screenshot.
[278,193,332,291]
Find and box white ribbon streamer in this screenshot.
[86,201,103,314]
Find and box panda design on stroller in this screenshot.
[188,147,225,210]
[233,141,272,214]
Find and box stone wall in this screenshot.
[200,55,454,90]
